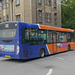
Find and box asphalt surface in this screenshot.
[0,50,75,75]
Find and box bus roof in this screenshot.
[0,21,18,25]
[0,21,74,32]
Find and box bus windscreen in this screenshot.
[0,23,17,38]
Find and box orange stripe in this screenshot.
[39,25,74,32]
[57,47,68,53]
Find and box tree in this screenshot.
[61,0,75,29]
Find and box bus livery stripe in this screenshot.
[39,25,74,32]
[46,44,53,54]
[37,24,40,29]
[46,44,50,54]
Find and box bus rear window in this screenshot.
[0,23,17,38]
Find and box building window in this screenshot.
[3,0,6,9]
[3,16,6,22]
[49,0,51,6]
[39,0,42,4]
[45,0,47,4]
[0,18,2,23]
[16,15,20,21]
[45,13,51,23]
[39,10,42,23]
[0,2,1,11]
[16,0,20,5]
[7,15,9,21]
[54,0,57,8]
[45,0,51,6]
[54,13,57,25]
[6,0,9,8]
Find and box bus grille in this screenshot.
[2,40,13,43]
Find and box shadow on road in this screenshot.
[1,50,75,63]
[2,58,40,63]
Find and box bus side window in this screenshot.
[71,33,75,42]
[64,33,67,42]
[53,32,57,43]
[47,31,52,43]
[37,29,47,44]
[67,33,71,42]
[25,28,30,40]
[29,28,37,43]
[57,32,67,43]
[57,32,60,42]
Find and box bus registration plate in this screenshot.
[5,55,10,57]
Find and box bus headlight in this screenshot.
[16,46,19,55]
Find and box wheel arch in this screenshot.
[68,44,71,50]
[40,48,45,53]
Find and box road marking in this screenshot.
[55,57,64,60]
[46,69,53,75]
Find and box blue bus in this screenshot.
[0,21,75,59]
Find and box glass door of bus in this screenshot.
[52,32,57,53]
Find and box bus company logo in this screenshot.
[57,43,68,48]
[57,43,61,48]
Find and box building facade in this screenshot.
[0,0,61,27]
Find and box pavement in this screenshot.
[0,50,75,75]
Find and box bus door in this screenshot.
[52,32,57,53]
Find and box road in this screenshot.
[0,50,75,75]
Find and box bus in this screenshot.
[0,21,75,59]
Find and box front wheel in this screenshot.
[40,49,45,58]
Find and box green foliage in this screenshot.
[62,0,75,29]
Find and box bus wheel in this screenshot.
[68,45,71,51]
[40,49,45,58]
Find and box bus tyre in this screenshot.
[40,49,45,58]
[68,45,71,51]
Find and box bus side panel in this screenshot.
[22,44,54,59]
[56,43,68,53]
[68,42,75,50]
[29,44,51,59]
[57,47,68,53]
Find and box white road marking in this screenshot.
[46,69,53,75]
[55,57,64,60]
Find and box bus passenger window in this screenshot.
[22,28,47,45]
[57,32,67,43]
[25,28,30,40]
[64,33,67,42]
[70,33,75,42]
[67,33,71,42]
[37,30,47,44]
[53,33,57,43]
[47,31,52,43]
